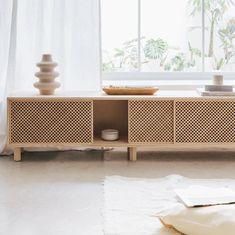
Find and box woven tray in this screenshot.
[103,86,159,95]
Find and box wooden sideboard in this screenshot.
[7,91,235,161]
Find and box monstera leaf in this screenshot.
[144,39,168,60]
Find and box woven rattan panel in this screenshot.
[9,99,93,144]
[176,101,235,143]
[129,100,174,143]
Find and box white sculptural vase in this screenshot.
[34,54,60,95]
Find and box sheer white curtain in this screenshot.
[0,0,101,154]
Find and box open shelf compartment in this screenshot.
[93,100,128,144]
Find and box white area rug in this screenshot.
[103,175,235,235]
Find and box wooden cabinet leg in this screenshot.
[14,147,22,161]
[128,147,137,161]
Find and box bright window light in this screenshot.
[101,0,235,74]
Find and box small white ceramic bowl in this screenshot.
[101,129,119,141]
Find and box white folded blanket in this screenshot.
[158,203,235,235]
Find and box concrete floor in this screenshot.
[1,148,235,235]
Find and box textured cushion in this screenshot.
[158,203,235,235]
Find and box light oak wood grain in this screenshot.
[7,95,235,161]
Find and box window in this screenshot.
[101,0,235,74]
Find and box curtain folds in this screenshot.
[0,0,101,154]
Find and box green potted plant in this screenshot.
[188,42,202,71]
[143,38,168,71]
[123,38,139,71]
[218,18,235,71]
[165,53,188,71]
[110,38,141,71]
[188,0,233,71]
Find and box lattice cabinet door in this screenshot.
[175,100,235,143]
[8,98,93,144]
[128,100,174,143]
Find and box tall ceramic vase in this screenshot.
[34,54,60,95]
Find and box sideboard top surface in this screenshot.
[7,90,235,100]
